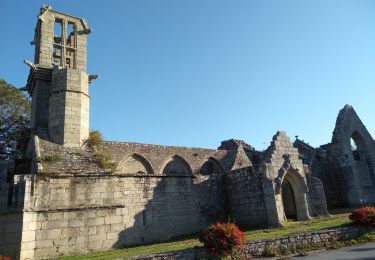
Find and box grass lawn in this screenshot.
[58,212,351,260]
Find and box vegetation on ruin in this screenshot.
[95,151,118,173]
[86,130,104,148]
[85,130,118,173]
[57,212,356,260]
[40,153,63,163]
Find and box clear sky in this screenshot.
[1,0,374,150]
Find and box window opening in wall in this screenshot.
[34,25,41,64]
[66,22,76,68]
[54,19,62,44]
[53,19,63,66]
[66,22,75,47]
[52,19,76,68]
[351,137,360,161]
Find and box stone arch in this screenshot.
[351,131,366,161]
[161,155,192,176]
[117,153,154,175]
[350,130,373,185]
[200,158,224,175]
[275,167,310,221]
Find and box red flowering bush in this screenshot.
[349,207,375,225]
[199,222,245,258]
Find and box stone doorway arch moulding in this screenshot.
[274,165,310,222]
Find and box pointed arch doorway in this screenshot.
[275,167,310,222]
[281,179,297,220]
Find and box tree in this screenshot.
[0,79,31,157]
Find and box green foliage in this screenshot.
[199,222,245,258]
[95,151,117,173]
[84,130,117,172]
[41,154,63,163]
[86,130,103,148]
[264,246,277,257]
[349,207,375,225]
[246,213,350,241]
[0,79,31,156]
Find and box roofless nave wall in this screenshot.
[0,5,374,259]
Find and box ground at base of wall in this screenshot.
[259,233,375,260]
[56,213,353,260]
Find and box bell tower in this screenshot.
[24,5,94,147]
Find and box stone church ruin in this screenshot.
[1,6,375,259]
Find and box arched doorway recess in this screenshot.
[276,168,310,222]
[281,179,297,220]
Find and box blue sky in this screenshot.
[1,1,374,150]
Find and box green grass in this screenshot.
[245,213,351,241]
[57,213,351,260]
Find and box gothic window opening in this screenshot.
[52,18,76,68]
[350,131,373,185]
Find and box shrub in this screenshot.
[199,222,245,258]
[349,207,375,225]
[96,152,117,173]
[86,130,103,148]
[263,246,277,257]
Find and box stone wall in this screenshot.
[307,175,329,217]
[0,163,35,260]
[0,211,24,259]
[99,141,228,176]
[226,168,267,228]
[27,174,221,259]
[131,225,372,260]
